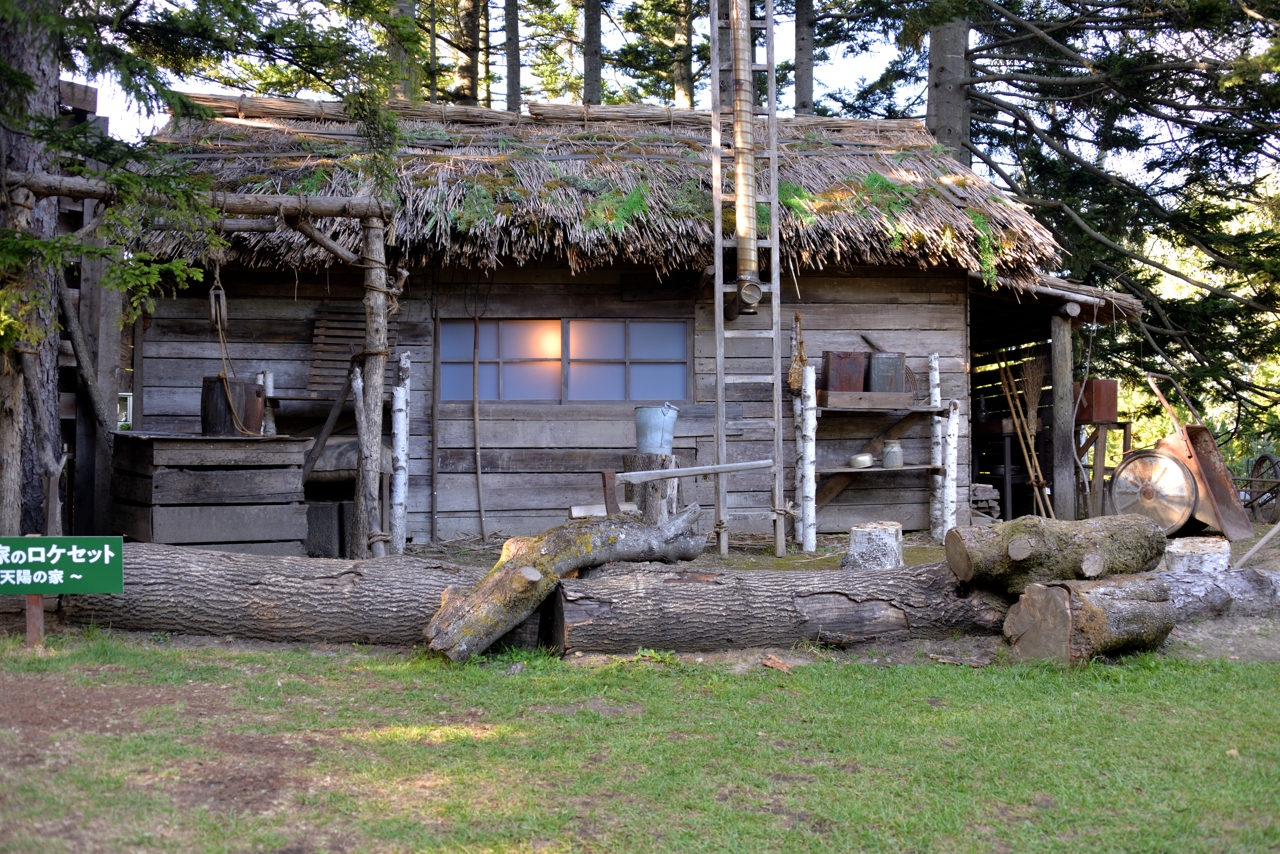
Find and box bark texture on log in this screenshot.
[1156,537,1280,620]
[946,514,1166,595]
[1003,575,1176,664]
[61,544,487,645]
[425,504,706,662]
[556,562,1009,653]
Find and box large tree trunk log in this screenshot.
[60,544,488,645]
[1003,575,1176,664]
[425,504,706,662]
[1156,537,1280,620]
[945,514,1166,595]
[555,562,1009,653]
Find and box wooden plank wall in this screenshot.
[140,265,971,540]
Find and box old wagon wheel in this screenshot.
[1110,450,1197,534]
[1249,453,1280,524]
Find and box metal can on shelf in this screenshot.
[882,439,903,469]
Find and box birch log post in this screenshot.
[929,354,945,539]
[351,367,381,559]
[390,352,411,554]
[944,398,959,533]
[946,514,1166,595]
[557,561,1009,653]
[1003,575,1176,664]
[793,393,805,543]
[800,365,817,552]
[425,503,707,662]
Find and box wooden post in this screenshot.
[1050,315,1076,520]
[390,352,410,554]
[1091,424,1109,518]
[800,366,817,552]
[357,216,389,558]
[929,353,945,539]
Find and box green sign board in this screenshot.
[0,537,124,595]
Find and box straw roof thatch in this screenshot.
[145,94,1060,283]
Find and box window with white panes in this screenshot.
[439,319,689,401]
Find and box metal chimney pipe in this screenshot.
[729,0,760,316]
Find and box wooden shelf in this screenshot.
[817,464,943,475]
[817,405,947,417]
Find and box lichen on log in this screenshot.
[945,514,1166,595]
[424,503,706,662]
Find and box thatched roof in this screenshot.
[145,93,1060,283]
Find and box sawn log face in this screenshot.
[557,561,1009,653]
[60,543,486,645]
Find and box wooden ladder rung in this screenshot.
[723,329,775,338]
[725,374,776,384]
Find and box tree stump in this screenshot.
[1003,575,1176,664]
[945,514,1166,595]
[1157,536,1280,620]
[622,453,679,525]
[840,521,903,571]
[425,503,706,662]
[556,561,1008,653]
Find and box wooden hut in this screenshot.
[104,95,1138,550]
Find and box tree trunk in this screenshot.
[800,366,817,551]
[0,357,24,535]
[426,503,707,662]
[925,18,972,166]
[389,0,420,102]
[1003,575,1176,664]
[793,0,814,115]
[390,353,410,554]
[945,514,1166,595]
[1156,536,1280,620]
[583,0,602,105]
[672,0,694,109]
[505,0,521,112]
[456,0,482,105]
[1,1,61,536]
[355,216,389,559]
[57,544,518,646]
[557,561,1009,653]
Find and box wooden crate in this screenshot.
[111,434,310,556]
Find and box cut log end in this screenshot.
[944,527,976,581]
[1081,553,1106,578]
[1007,536,1034,561]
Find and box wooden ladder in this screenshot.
[709,0,785,557]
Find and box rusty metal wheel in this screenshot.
[1249,453,1280,524]
[1110,450,1197,534]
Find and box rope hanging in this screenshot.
[208,259,255,436]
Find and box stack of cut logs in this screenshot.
[969,484,1001,524]
[59,508,1279,665]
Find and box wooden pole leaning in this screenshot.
[357,216,390,559]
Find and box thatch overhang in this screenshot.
[144,94,1060,284]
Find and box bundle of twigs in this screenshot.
[998,355,1054,518]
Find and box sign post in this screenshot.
[1,537,124,647]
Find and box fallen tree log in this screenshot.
[1156,537,1280,621]
[1002,575,1176,664]
[425,504,707,662]
[59,544,493,646]
[945,514,1166,595]
[555,562,1010,653]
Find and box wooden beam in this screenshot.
[1050,315,1076,520]
[287,218,360,264]
[7,172,392,219]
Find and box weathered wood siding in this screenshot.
[139,266,970,540]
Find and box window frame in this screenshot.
[438,318,692,403]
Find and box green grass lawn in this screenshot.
[1,629,1277,853]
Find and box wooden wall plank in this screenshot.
[150,504,308,544]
